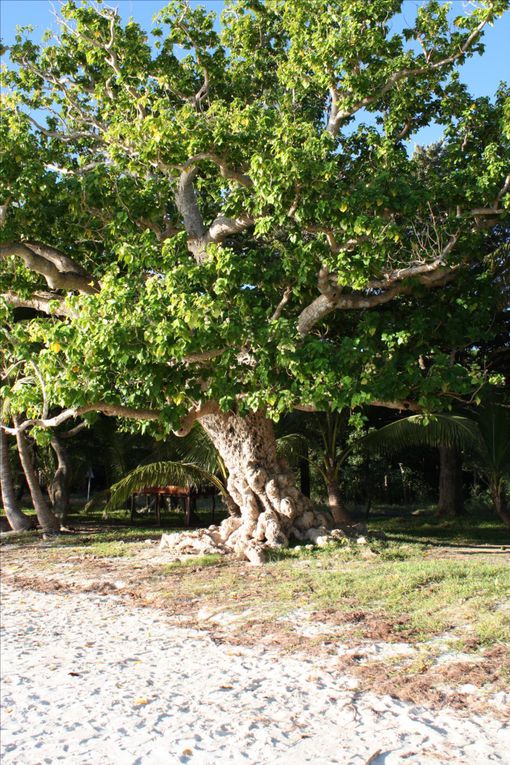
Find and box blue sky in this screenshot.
[1,1,509,147]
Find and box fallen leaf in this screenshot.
[134,697,149,705]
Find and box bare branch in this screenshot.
[207,214,255,244]
[1,403,160,435]
[297,262,458,336]
[494,174,510,209]
[270,286,292,321]
[59,421,88,439]
[327,18,488,135]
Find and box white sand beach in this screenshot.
[1,585,509,764]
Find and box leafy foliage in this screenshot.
[0,0,508,435]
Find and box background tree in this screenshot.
[1,0,508,559]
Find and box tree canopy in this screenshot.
[1,0,509,433]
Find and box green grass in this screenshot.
[2,501,509,650]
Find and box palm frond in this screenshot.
[104,461,227,513]
[173,424,220,473]
[476,406,510,476]
[276,433,309,464]
[362,414,481,455]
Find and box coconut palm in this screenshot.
[362,407,510,528]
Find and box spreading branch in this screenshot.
[0,242,99,294]
[1,403,160,435]
[326,18,488,135]
[297,258,458,336]
[1,291,72,317]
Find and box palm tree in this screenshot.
[362,407,510,528]
[104,459,228,514]
[277,410,353,524]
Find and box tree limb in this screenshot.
[297,261,458,336]
[173,400,220,437]
[326,18,488,135]
[0,291,73,317]
[1,403,160,435]
[0,242,99,294]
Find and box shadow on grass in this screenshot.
[363,502,509,548]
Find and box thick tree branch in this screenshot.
[297,261,458,336]
[1,403,160,435]
[207,214,255,244]
[175,167,254,262]
[0,242,99,294]
[0,291,72,317]
[174,400,220,437]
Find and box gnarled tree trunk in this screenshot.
[200,411,330,563]
[0,426,33,531]
[14,418,60,532]
[437,446,464,517]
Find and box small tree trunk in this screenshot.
[437,446,464,517]
[324,465,352,525]
[200,411,329,562]
[0,426,33,531]
[299,451,311,498]
[491,484,510,529]
[14,418,60,532]
[48,435,71,522]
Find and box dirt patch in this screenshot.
[337,650,509,717]
[2,540,508,716]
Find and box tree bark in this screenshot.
[200,411,330,562]
[324,466,352,525]
[14,418,60,532]
[437,446,464,517]
[491,484,510,529]
[299,455,311,498]
[48,435,71,521]
[0,426,33,531]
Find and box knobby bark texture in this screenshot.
[0,426,33,531]
[162,411,335,564]
[14,418,60,532]
[437,446,465,517]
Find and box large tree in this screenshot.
[1,0,508,560]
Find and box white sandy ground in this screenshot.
[1,585,509,765]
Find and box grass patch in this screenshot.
[2,502,509,653]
